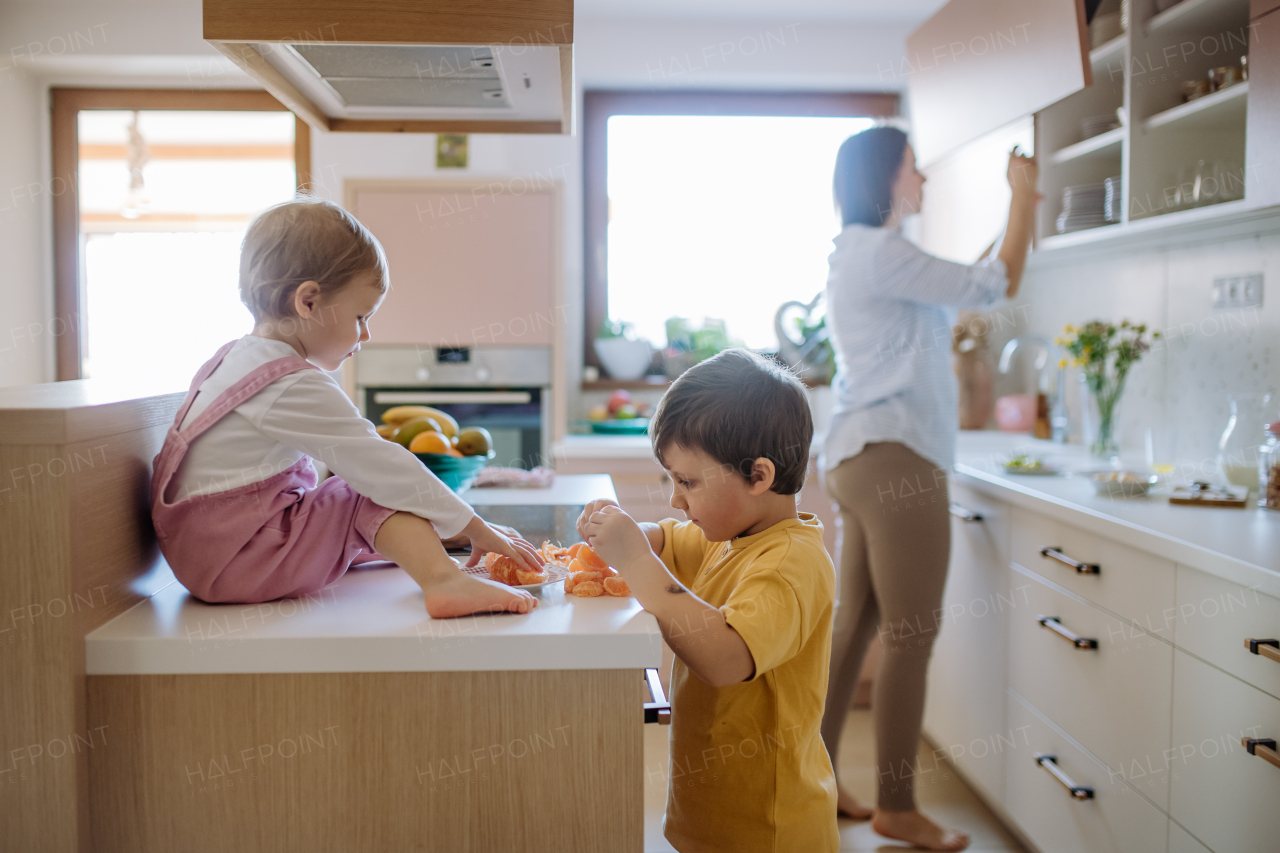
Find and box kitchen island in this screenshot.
[84,474,662,853]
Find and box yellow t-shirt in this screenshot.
[657,512,838,853]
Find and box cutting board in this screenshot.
[1169,485,1250,508]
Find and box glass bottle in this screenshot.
[1217,392,1272,491]
[1261,422,1280,510]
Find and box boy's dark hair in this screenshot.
[650,348,812,495]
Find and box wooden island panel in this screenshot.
[87,669,643,852]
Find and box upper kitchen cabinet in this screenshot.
[906,0,1090,166]
[203,0,574,134]
[1031,0,1277,252]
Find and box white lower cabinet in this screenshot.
[1008,563,1174,811]
[1173,564,1280,701]
[1169,649,1280,853]
[923,482,1012,804]
[1005,690,1168,853]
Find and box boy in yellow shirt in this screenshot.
[579,348,839,853]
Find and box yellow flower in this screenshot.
[1058,358,1068,369]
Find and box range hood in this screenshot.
[204,0,573,134]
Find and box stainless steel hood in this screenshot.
[204,0,573,134]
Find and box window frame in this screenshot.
[50,88,310,380]
[581,89,899,380]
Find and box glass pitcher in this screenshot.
[1217,392,1274,491]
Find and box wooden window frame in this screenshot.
[581,89,900,379]
[51,88,310,381]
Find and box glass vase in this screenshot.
[1079,372,1125,463]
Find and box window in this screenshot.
[583,90,897,373]
[52,89,310,382]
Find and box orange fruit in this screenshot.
[408,430,451,454]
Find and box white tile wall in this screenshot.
[984,228,1280,469]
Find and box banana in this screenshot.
[380,405,459,437]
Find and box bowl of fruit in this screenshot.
[587,390,653,435]
[375,405,495,492]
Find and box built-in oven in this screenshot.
[355,345,551,470]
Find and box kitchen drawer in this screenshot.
[1174,564,1280,699]
[1009,564,1173,809]
[1169,650,1280,853]
[1168,822,1211,853]
[1010,507,1175,639]
[1005,691,1168,853]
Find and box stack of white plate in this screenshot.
[1104,175,1122,222]
[1056,183,1108,233]
[1082,114,1121,139]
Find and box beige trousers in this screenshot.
[819,441,951,812]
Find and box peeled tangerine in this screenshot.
[483,552,547,587]
[562,543,630,597]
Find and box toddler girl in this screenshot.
[149,197,541,617]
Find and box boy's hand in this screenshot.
[576,498,620,543]
[581,504,650,572]
[460,515,542,571]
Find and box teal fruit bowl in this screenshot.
[413,451,491,492]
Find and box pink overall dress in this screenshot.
[150,340,399,603]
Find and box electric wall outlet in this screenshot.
[1212,273,1264,309]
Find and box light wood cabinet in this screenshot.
[906,0,1090,166]
[922,482,1013,803]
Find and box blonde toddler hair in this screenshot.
[239,195,389,321]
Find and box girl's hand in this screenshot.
[581,504,650,573]
[1007,146,1039,196]
[459,515,543,571]
[576,498,620,543]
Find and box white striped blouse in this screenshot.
[820,223,1008,474]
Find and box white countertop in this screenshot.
[85,474,663,675]
[553,434,653,460]
[953,432,1280,597]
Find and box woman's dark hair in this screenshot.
[649,348,812,495]
[833,126,909,227]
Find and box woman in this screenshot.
[818,126,1037,852]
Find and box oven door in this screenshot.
[366,387,545,470]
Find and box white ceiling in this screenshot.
[576,0,948,22]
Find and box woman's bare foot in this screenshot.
[836,785,874,820]
[422,572,536,618]
[871,809,969,851]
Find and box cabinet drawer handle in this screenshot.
[1040,546,1100,574]
[1035,754,1094,800]
[644,668,670,725]
[949,503,984,522]
[1243,738,1280,770]
[1245,638,1280,664]
[1038,615,1098,649]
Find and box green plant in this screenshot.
[597,318,633,340]
[1057,320,1160,456]
[664,317,740,364]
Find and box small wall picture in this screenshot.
[436,134,468,169]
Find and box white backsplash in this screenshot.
[983,227,1280,474]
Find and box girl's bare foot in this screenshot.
[422,572,536,618]
[871,809,969,851]
[836,784,873,820]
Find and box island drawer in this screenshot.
[1004,691,1168,853]
[1008,564,1173,810]
[1173,564,1280,698]
[1010,507,1175,638]
[1169,650,1280,853]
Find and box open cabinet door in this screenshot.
[906,0,1090,166]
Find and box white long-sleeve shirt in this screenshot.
[173,335,475,539]
[821,224,1008,473]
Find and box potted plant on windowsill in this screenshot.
[593,319,654,381]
